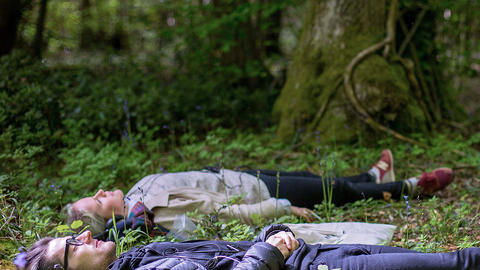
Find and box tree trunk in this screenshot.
[79,0,92,49]
[273,0,429,143]
[111,0,129,50]
[32,0,48,58]
[0,0,23,56]
[260,0,282,58]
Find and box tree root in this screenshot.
[398,7,427,57]
[343,0,425,147]
[312,76,343,129]
[383,0,397,57]
[394,56,434,128]
[399,17,442,123]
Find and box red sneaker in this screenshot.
[417,167,454,194]
[371,149,395,183]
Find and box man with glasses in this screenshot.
[20,230,116,270]
[16,224,480,270]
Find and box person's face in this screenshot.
[74,189,125,219]
[47,230,116,270]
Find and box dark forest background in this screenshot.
[1,0,480,267]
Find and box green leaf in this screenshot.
[56,224,71,233]
[71,220,84,230]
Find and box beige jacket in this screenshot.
[125,169,290,230]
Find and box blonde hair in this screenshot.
[63,203,106,235]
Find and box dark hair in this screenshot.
[22,237,62,270]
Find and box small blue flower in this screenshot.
[403,196,411,217]
[123,100,128,113]
[163,125,169,129]
[123,129,130,141]
[123,100,130,120]
[50,184,55,189]
[13,252,27,269]
[195,105,202,110]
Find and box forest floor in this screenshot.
[1,132,479,269]
[3,163,478,270]
[330,167,480,251]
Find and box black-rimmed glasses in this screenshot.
[54,235,84,270]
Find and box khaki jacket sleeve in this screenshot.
[153,188,291,228]
[217,198,290,224]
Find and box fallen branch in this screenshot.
[453,164,479,170]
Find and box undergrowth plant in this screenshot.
[314,152,336,222]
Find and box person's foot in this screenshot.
[369,149,395,184]
[418,167,454,194]
[405,167,454,195]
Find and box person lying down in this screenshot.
[18,224,479,270]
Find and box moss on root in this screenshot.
[274,30,427,143]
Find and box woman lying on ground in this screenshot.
[64,149,453,238]
[18,224,479,270]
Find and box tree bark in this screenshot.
[79,0,92,49]
[273,0,429,143]
[0,0,23,56]
[111,0,129,50]
[32,0,48,58]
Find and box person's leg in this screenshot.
[332,181,406,205]
[329,167,454,206]
[249,172,375,208]
[243,169,322,178]
[251,173,327,208]
[326,245,480,270]
[244,169,375,183]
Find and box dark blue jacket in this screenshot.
[108,224,480,270]
[108,224,289,270]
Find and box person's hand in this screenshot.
[290,206,318,222]
[265,231,299,259]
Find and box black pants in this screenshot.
[244,169,406,208]
[310,244,480,270]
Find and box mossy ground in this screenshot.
[0,240,16,270]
